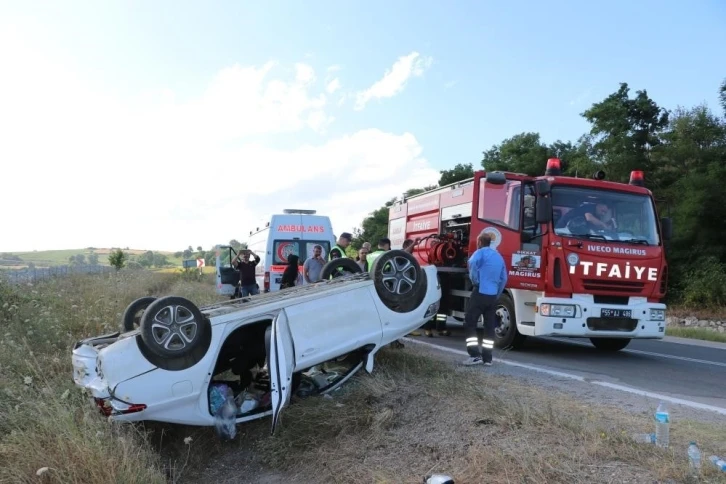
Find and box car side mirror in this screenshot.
[660,217,673,241]
[535,197,552,224]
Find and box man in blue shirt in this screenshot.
[463,231,508,366]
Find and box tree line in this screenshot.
[352,79,726,309]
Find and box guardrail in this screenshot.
[0,264,115,285]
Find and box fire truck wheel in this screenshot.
[589,337,631,352]
[370,250,426,313]
[493,293,526,349]
[140,296,212,362]
[122,296,157,332]
[321,258,362,279]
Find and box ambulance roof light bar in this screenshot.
[283,209,317,214]
[545,158,562,176]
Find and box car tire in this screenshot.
[590,337,631,352]
[140,296,211,361]
[122,296,157,332]
[370,250,426,313]
[492,293,526,350]
[321,258,362,279]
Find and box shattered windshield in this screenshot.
[551,186,660,246]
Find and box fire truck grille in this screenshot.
[582,279,645,293]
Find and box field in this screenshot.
[1,270,725,483]
[0,248,185,269]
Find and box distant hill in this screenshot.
[0,248,185,270]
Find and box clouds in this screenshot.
[0,27,439,252]
[354,51,433,111]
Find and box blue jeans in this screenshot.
[240,284,259,297]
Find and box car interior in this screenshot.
[207,319,366,418]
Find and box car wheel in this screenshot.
[121,296,157,332]
[140,296,211,360]
[590,337,631,352]
[370,250,426,313]
[493,293,526,349]
[321,258,362,279]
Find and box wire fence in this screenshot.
[0,264,116,285]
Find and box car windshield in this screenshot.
[551,186,660,246]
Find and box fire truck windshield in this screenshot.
[551,186,660,246]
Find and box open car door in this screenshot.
[215,245,239,297]
[269,309,295,435]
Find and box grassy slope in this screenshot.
[1,270,724,483]
[2,248,184,268]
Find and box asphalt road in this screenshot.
[407,320,726,411]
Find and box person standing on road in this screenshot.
[462,232,507,366]
[232,249,261,297]
[365,237,391,267]
[329,233,352,260]
[280,254,301,289]
[303,245,326,283]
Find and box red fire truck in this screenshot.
[388,159,673,352]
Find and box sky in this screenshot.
[1,0,724,252]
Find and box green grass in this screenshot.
[1,248,185,269]
[665,326,726,343]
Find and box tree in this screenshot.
[108,249,127,271]
[152,253,169,267]
[438,163,474,185]
[196,246,203,252]
[582,82,669,184]
[68,254,86,265]
[482,132,552,176]
[137,251,154,268]
[229,239,243,250]
[87,253,99,265]
[719,78,726,116]
[182,248,193,259]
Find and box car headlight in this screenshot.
[649,308,665,321]
[424,300,440,319]
[539,303,576,318]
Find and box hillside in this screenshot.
[0,248,184,269]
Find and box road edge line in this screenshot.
[402,337,726,417]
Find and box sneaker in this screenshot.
[462,357,483,366]
[483,361,492,366]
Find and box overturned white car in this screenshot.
[72,250,441,435]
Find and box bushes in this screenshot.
[677,256,726,308]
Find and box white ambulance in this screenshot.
[215,209,337,297]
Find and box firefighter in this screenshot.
[462,231,507,366]
[329,233,352,261]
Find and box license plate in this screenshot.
[601,308,632,318]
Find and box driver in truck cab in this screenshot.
[559,201,617,231]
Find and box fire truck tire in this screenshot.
[370,250,426,313]
[140,296,212,362]
[493,293,526,349]
[589,337,631,352]
[122,296,157,331]
[321,258,362,279]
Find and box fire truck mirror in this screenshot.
[660,217,673,241]
[535,197,552,224]
[485,171,507,185]
[535,179,551,196]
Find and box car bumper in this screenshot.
[533,296,666,339]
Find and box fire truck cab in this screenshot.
[388,159,673,351]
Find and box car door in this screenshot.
[269,309,295,435]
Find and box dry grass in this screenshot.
[173,347,726,484]
[666,326,726,343]
[0,269,225,483]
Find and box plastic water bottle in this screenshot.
[710,455,726,472]
[654,401,669,448]
[213,394,237,440]
[688,442,701,476]
[632,432,655,444]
